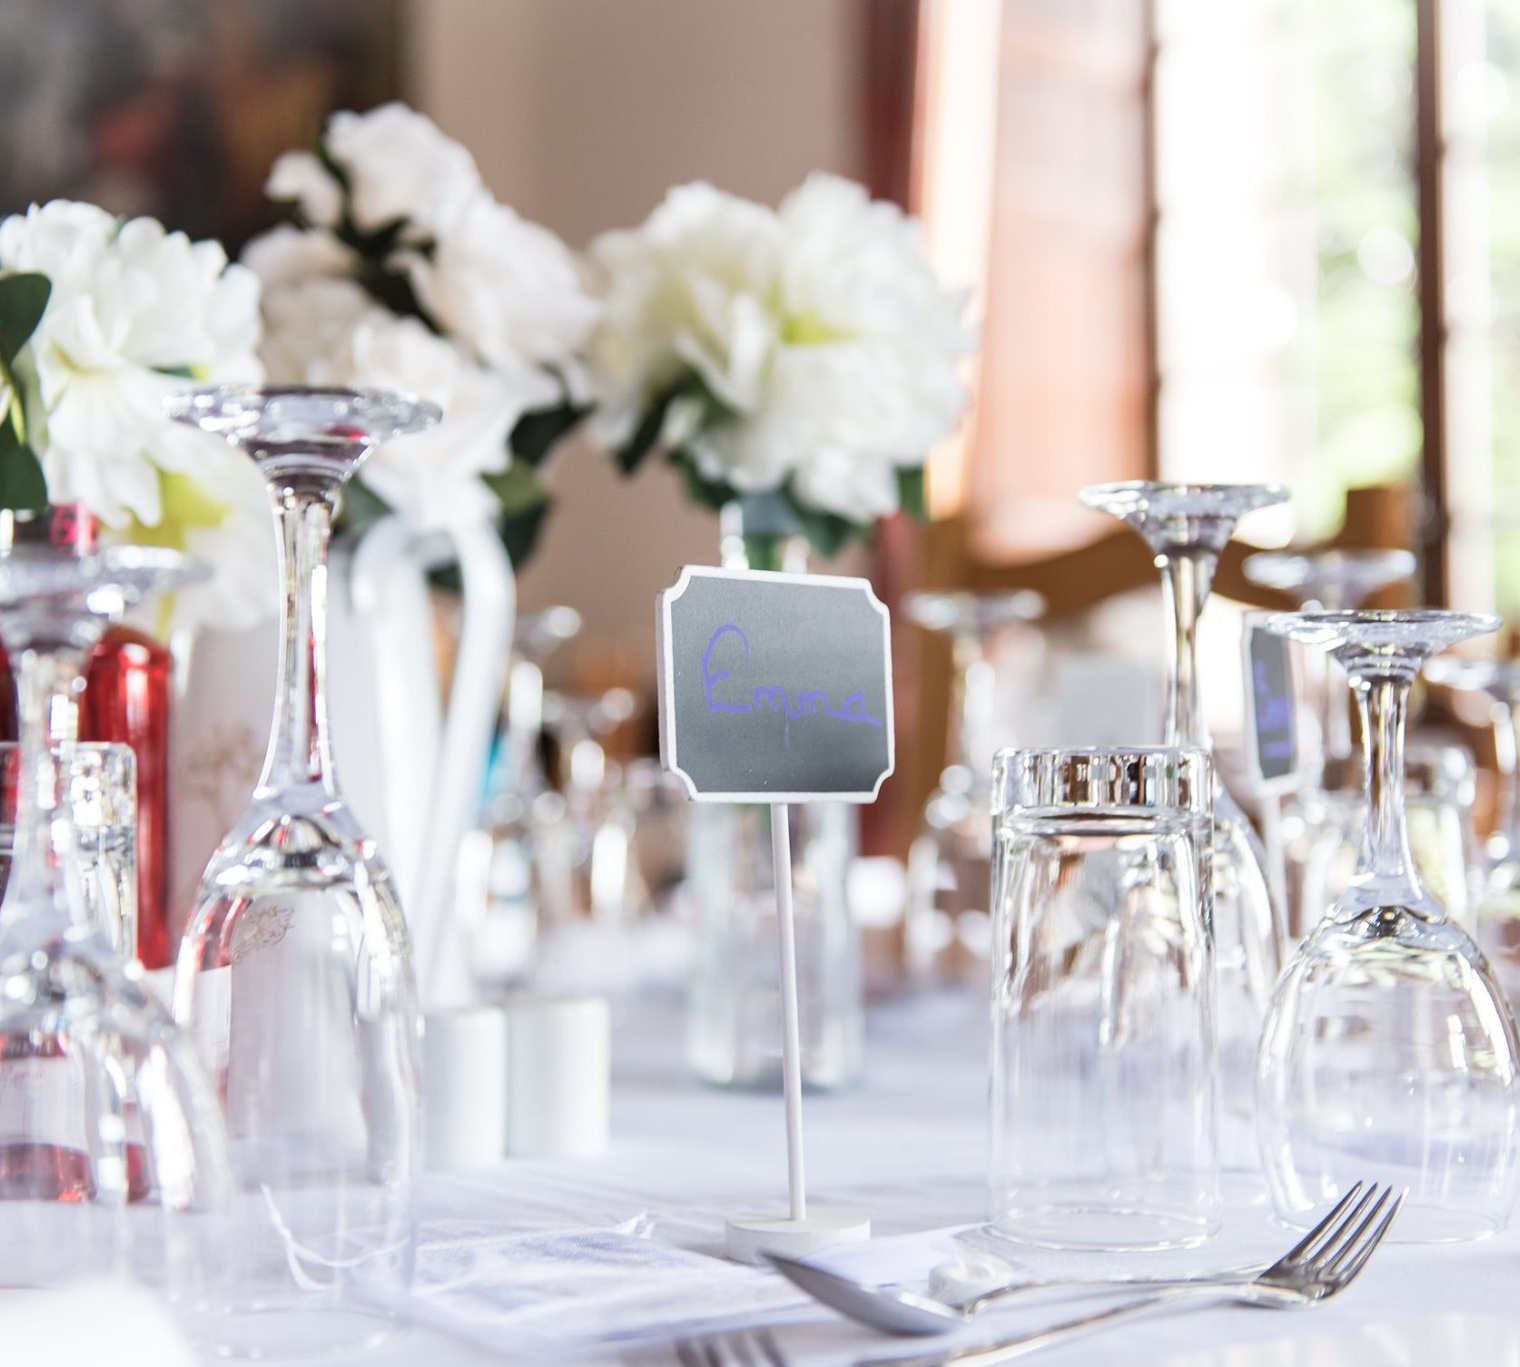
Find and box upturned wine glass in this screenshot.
[0,545,231,1297]
[1259,610,1519,1242]
[1424,654,1520,999]
[1080,481,1287,1170]
[166,386,439,1355]
[1242,549,1419,942]
[903,590,1044,982]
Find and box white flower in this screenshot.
[324,102,482,237]
[0,200,264,529]
[242,223,353,288]
[587,183,782,463]
[265,151,343,229]
[257,277,555,531]
[254,275,375,385]
[405,192,600,373]
[585,174,974,526]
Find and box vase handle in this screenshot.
[413,520,515,1007]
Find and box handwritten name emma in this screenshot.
[701,624,884,737]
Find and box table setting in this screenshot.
[0,96,1519,1367]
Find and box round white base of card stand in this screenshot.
[725,1210,872,1264]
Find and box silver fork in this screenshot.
[674,1327,789,1366]
[853,1182,1404,1367]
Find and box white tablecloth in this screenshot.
[219,990,1520,1367]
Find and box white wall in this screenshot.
[410,0,864,668]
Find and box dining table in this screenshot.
[241,987,1520,1367]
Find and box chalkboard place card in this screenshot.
[656,566,895,803]
[1242,612,1301,791]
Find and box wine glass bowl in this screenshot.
[1242,548,1417,610]
[1258,609,1519,1243]
[168,385,436,1355]
[1080,481,1289,555]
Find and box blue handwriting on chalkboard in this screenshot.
[701,624,884,746]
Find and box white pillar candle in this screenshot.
[505,994,610,1158]
[422,1006,509,1171]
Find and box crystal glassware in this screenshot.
[0,505,177,971]
[166,386,439,1355]
[1242,549,1419,943]
[1258,610,1519,1242]
[1080,481,1286,1170]
[903,590,1044,984]
[1424,655,1520,999]
[0,544,230,1297]
[990,746,1218,1250]
[0,741,137,958]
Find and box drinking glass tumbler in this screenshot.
[990,746,1218,1251]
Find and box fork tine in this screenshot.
[728,1332,759,1367]
[1325,1187,1404,1282]
[674,1340,704,1367]
[1279,1181,1366,1265]
[754,1328,788,1367]
[1314,1185,1394,1276]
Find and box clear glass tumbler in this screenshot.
[989,746,1218,1251]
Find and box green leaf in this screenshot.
[498,492,553,570]
[337,476,394,535]
[742,534,781,572]
[0,273,50,364]
[784,488,866,560]
[896,465,927,521]
[669,448,738,511]
[355,261,434,326]
[480,461,549,518]
[613,370,733,475]
[510,401,591,468]
[0,423,48,512]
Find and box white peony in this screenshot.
[404,193,600,374]
[254,275,375,387]
[256,276,555,531]
[0,199,274,631]
[240,223,353,288]
[587,183,782,458]
[0,200,263,528]
[265,151,343,230]
[585,174,974,526]
[323,102,482,238]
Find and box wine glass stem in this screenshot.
[4,645,85,928]
[257,487,337,796]
[1354,673,1420,886]
[1496,696,1520,850]
[1159,550,1213,749]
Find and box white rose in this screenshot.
[265,151,343,229]
[406,192,600,373]
[324,102,482,237]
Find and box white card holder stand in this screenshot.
[656,567,892,1263]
